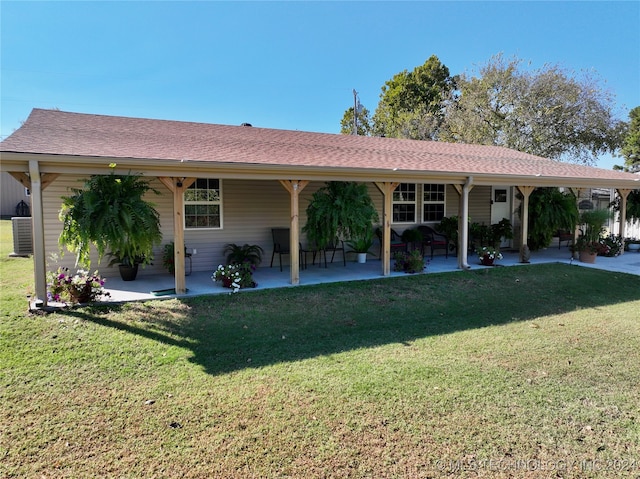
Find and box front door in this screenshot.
[491,186,512,248]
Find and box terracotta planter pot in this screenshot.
[579,251,597,263]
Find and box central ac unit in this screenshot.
[11,217,33,256]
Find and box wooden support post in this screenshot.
[28,161,48,305]
[374,182,399,276]
[516,186,535,263]
[9,171,59,191]
[279,180,309,285]
[158,177,196,294]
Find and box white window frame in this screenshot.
[422,183,446,223]
[184,178,223,230]
[392,183,417,224]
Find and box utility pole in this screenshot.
[353,89,358,135]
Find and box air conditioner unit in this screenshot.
[11,217,33,256]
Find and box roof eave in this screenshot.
[1,151,639,190]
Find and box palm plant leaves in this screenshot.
[223,243,264,266]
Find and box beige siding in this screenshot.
[41,176,499,278]
[468,186,492,224]
[185,179,291,272]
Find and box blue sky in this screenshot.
[1,1,639,169]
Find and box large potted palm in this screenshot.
[573,209,611,263]
[58,164,163,281]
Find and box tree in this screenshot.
[611,107,640,225]
[615,106,640,173]
[340,105,372,136]
[371,55,454,140]
[440,54,624,165]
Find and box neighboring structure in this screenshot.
[1,109,639,305]
[0,171,30,217]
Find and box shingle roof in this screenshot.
[1,108,638,185]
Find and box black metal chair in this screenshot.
[556,230,574,249]
[417,225,449,259]
[270,228,305,271]
[375,227,407,258]
[319,238,346,267]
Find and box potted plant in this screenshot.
[162,242,176,275]
[476,245,503,266]
[625,238,640,252]
[346,224,375,263]
[223,243,264,266]
[573,209,611,263]
[517,188,579,250]
[107,252,148,281]
[212,263,258,292]
[400,228,423,252]
[47,267,110,304]
[304,181,379,251]
[58,164,162,281]
[437,216,461,253]
[393,249,426,273]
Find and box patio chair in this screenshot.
[417,225,449,259]
[375,227,407,258]
[319,238,346,267]
[270,228,305,272]
[556,230,573,249]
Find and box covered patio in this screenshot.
[2,109,639,307]
[102,245,640,303]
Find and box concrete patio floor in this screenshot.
[102,244,640,303]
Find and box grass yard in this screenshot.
[1,219,639,478]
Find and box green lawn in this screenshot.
[1,220,639,478]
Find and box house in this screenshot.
[1,108,638,305]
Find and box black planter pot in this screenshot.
[118,263,139,281]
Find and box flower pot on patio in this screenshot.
[579,251,597,263]
[480,255,495,266]
[357,253,367,264]
[118,263,139,281]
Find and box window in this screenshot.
[392,183,416,223]
[422,184,445,222]
[184,179,222,229]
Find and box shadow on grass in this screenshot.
[63,263,640,376]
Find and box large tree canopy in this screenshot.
[616,106,640,173]
[340,55,454,140]
[340,105,373,136]
[440,54,624,165]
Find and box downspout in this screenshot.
[29,160,48,306]
[460,176,474,270]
